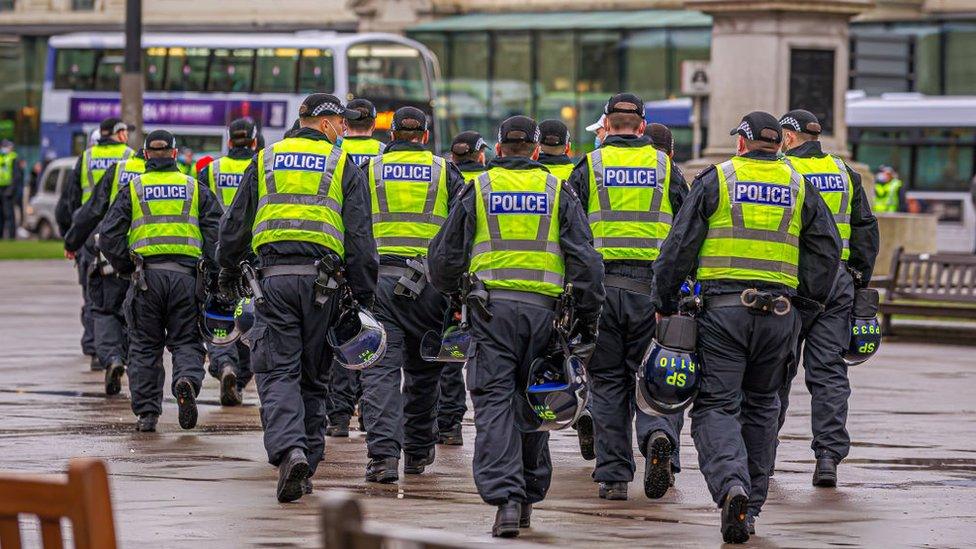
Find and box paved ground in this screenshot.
[2,260,975,548]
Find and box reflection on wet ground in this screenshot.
[1,261,975,548]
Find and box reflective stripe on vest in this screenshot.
[697,157,806,288]
[112,157,146,202]
[470,168,565,297]
[127,171,201,257]
[341,138,385,167]
[252,138,347,256]
[368,150,448,256]
[786,154,852,261]
[0,152,16,187]
[460,168,486,184]
[587,145,673,261]
[208,156,251,210]
[543,161,574,182]
[874,178,902,213]
[82,144,132,204]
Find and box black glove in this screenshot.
[569,315,600,365]
[218,267,244,302]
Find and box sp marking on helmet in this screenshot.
[844,288,882,366]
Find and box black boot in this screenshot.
[90,355,104,371]
[326,417,350,437]
[598,481,628,500]
[219,365,242,406]
[135,413,158,432]
[519,503,532,528]
[813,456,838,487]
[720,485,750,544]
[437,423,463,446]
[643,431,673,499]
[365,457,399,484]
[104,357,125,396]
[276,447,309,503]
[746,514,757,535]
[575,410,595,461]
[302,477,314,495]
[174,377,198,430]
[492,501,520,538]
[404,447,435,475]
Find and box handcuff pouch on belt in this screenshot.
[462,273,492,322]
[740,289,792,316]
[393,257,429,299]
[313,255,343,307]
[91,234,115,277]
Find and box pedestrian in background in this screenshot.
[0,140,22,239]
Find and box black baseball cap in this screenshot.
[144,129,176,151]
[391,106,428,131]
[347,98,377,119]
[497,115,539,144]
[228,117,257,140]
[451,131,487,155]
[646,123,674,153]
[779,109,822,135]
[298,93,361,119]
[100,117,133,137]
[604,93,645,118]
[730,111,782,143]
[539,119,570,147]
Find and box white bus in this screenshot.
[41,31,441,158]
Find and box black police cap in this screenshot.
[497,115,540,144]
[779,109,822,135]
[604,93,645,118]
[347,98,377,120]
[298,93,361,120]
[730,111,782,144]
[144,129,176,151]
[451,131,487,155]
[539,119,570,147]
[100,117,132,136]
[228,117,257,141]
[391,106,428,131]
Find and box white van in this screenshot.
[24,157,76,240]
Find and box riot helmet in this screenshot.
[637,315,701,415]
[327,304,387,370]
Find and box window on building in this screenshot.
[945,23,976,95]
[55,49,96,90]
[850,33,913,95]
[297,48,335,94]
[254,48,299,93]
[94,49,124,91]
[535,32,577,145]
[915,129,974,191]
[410,33,449,137]
[623,30,667,102]
[669,29,711,97]
[208,48,253,92]
[144,47,167,91]
[165,47,209,92]
[492,33,532,127]
[0,1,15,12]
[852,129,913,185]
[72,0,94,10]
[449,32,491,138]
[578,31,621,145]
[789,48,835,135]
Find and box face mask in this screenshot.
[594,136,602,149]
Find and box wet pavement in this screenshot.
[1,260,975,548]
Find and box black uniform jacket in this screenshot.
[428,155,606,322]
[651,150,842,314]
[99,157,222,274]
[56,138,127,236]
[786,140,880,285]
[216,127,377,303]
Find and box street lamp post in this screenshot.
[120,0,143,147]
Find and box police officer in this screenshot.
[565,93,688,500]
[324,98,384,437]
[537,119,574,181]
[873,166,904,213]
[777,109,879,486]
[646,123,676,159]
[429,115,605,538]
[0,139,21,239]
[57,118,135,370]
[197,117,258,406]
[450,131,489,183]
[359,106,465,482]
[64,143,148,395]
[97,130,221,433]
[652,111,840,543]
[216,93,377,503]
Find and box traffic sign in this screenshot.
[681,60,711,96]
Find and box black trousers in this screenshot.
[207,340,253,391]
[76,248,96,356]
[691,304,799,517]
[89,271,129,366]
[361,274,447,460]
[778,268,855,462]
[468,297,555,506]
[123,269,205,416]
[437,363,467,431]
[590,285,684,483]
[249,274,337,474]
[0,190,15,239]
[325,365,361,424]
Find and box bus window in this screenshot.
[94,49,124,91]
[144,47,167,91]
[347,42,429,102]
[55,49,96,90]
[209,48,254,93]
[165,47,209,92]
[255,48,299,93]
[298,49,335,94]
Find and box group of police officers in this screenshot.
[56,89,878,544]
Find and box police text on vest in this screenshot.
[350,153,376,166]
[734,182,793,207]
[144,184,188,201]
[804,173,845,193]
[489,192,550,215]
[216,173,244,189]
[383,163,432,182]
[118,170,141,186]
[273,153,328,172]
[89,157,120,171]
[603,167,658,187]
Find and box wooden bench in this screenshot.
[872,247,976,335]
[0,458,117,549]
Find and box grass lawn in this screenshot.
[0,240,65,260]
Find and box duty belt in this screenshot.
[260,261,342,307]
[378,265,410,278]
[259,264,320,278]
[706,289,792,316]
[381,258,429,299]
[144,261,197,277]
[488,289,557,310]
[604,274,652,295]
